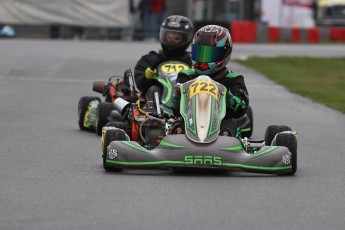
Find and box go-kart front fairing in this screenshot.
[179,75,227,143]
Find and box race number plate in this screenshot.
[161,63,190,74]
[189,81,218,99]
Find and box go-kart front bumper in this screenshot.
[104,135,294,174]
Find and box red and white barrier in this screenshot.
[230,20,345,43]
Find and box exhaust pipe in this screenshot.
[92,80,106,94]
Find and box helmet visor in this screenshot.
[160,28,192,48]
[192,44,226,63]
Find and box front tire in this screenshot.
[220,119,237,137]
[275,133,297,175]
[96,102,114,136]
[265,125,292,145]
[78,96,101,130]
[103,129,128,172]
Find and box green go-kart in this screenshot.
[102,75,297,175]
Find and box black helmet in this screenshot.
[160,15,194,56]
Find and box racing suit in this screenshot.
[171,67,249,133]
[134,50,192,101]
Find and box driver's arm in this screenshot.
[226,75,249,119]
[134,52,160,93]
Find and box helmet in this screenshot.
[191,25,233,75]
[160,15,194,56]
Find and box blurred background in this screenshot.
[1,2,345,230]
[0,0,344,43]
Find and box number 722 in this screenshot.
[189,81,218,99]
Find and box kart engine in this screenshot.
[139,118,166,150]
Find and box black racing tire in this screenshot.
[241,105,254,138]
[275,133,297,175]
[106,121,129,135]
[78,96,101,130]
[220,119,237,137]
[96,102,114,136]
[265,125,292,145]
[103,129,128,172]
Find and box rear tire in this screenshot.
[275,133,297,175]
[241,106,253,138]
[103,129,128,172]
[78,96,101,130]
[265,125,292,145]
[96,102,114,136]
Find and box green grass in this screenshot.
[236,57,345,113]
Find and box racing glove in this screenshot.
[226,93,244,111]
[145,67,157,80]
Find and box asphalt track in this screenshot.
[1,40,345,230]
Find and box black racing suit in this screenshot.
[172,67,249,134]
[134,49,192,100]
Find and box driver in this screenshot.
[171,25,249,136]
[134,15,194,101]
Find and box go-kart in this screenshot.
[102,75,297,175]
[77,75,131,133]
